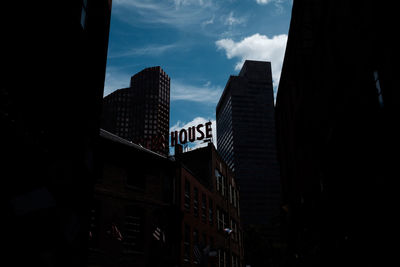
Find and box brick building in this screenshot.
[175,143,244,267]
[88,129,179,267]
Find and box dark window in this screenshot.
[185,179,191,211]
[201,193,207,222]
[229,184,232,204]
[209,199,213,225]
[215,169,222,193]
[202,233,207,247]
[193,229,200,264]
[233,189,237,208]
[217,208,222,230]
[210,236,214,248]
[88,199,101,248]
[122,206,145,254]
[194,187,199,217]
[219,249,226,267]
[184,224,191,262]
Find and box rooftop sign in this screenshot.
[170,122,212,147]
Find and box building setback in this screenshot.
[175,143,244,267]
[275,0,398,266]
[102,66,170,156]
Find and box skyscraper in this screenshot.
[216,60,280,225]
[102,66,170,156]
[216,60,282,266]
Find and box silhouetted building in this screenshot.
[3,1,112,266]
[216,60,282,266]
[276,0,398,266]
[217,60,281,226]
[175,143,244,267]
[88,129,178,267]
[102,66,170,156]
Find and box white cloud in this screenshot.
[174,0,213,8]
[256,0,273,4]
[113,0,215,29]
[171,80,223,104]
[109,44,178,58]
[170,117,217,151]
[215,33,287,87]
[202,16,215,27]
[255,0,288,14]
[224,11,245,26]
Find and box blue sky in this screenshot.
[104,0,292,150]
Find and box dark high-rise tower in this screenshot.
[216,60,282,266]
[217,60,281,225]
[102,66,170,156]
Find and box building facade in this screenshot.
[102,66,170,156]
[88,129,179,267]
[175,143,244,267]
[275,0,398,266]
[3,1,112,265]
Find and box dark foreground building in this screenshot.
[88,130,179,267]
[276,0,398,266]
[3,1,112,266]
[102,66,170,156]
[216,60,282,266]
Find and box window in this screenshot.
[215,169,224,195]
[184,224,191,262]
[209,199,213,225]
[202,233,207,247]
[201,193,207,223]
[194,187,199,217]
[88,200,101,248]
[185,179,191,211]
[193,229,199,264]
[122,206,145,254]
[229,184,232,204]
[231,219,237,241]
[222,211,227,229]
[218,249,226,267]
[233,189,237,208]
[217,208,224,231]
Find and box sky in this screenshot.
[104,0,293,150]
